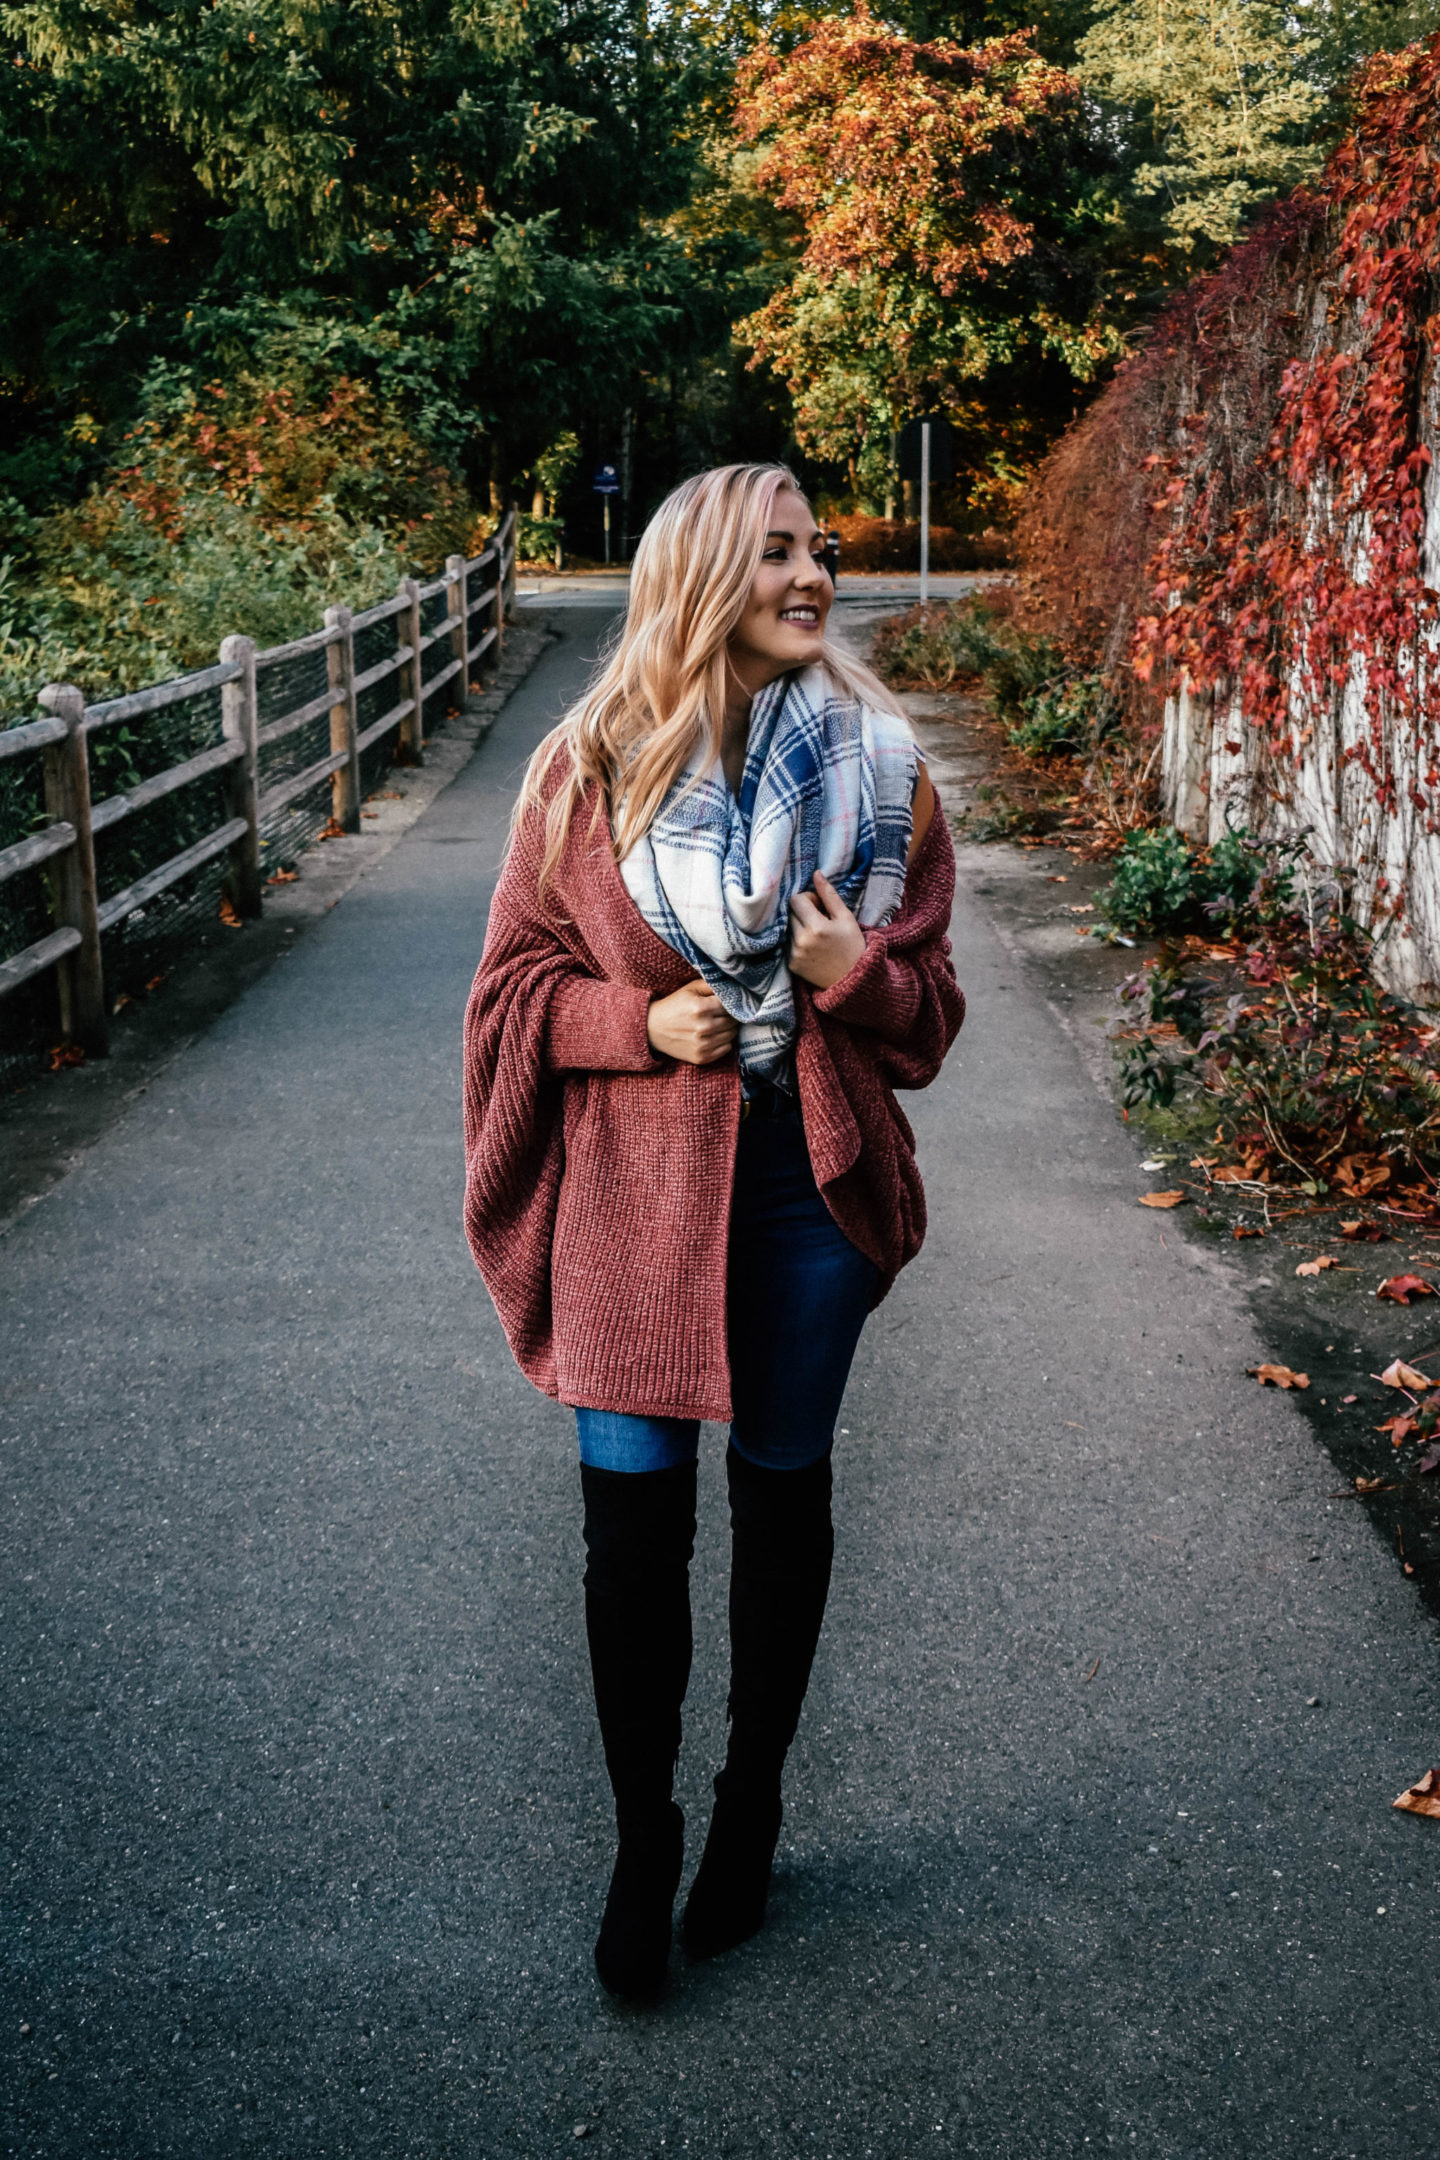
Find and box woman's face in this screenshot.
[726,487,832,694]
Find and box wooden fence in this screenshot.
[0,513,515,1056]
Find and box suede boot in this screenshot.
[682,1445,834,1959]
[581,1459,696,2000]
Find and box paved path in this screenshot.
[2,612,1435,2158]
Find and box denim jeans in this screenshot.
[574,1104,880,1474]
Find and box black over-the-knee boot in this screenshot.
[581,1458,696,1999]
[681,1444,834,1959]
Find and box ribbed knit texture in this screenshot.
[462,783,964,1421]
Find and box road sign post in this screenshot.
[920,423,931,606]
[593,463,620,567]
[898,414,954,608]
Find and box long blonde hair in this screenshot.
[514,462,904,886]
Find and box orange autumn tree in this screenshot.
[734,4,1122,512]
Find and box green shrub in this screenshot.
[959,783,1040,841]
[1007,670,1115,757]
[876,600,1011,690]
[0,486,405,716]
[516,512,564,566]
[1095,824,1280,938]
[1097,826,1201,935]
[875,597,1057,704]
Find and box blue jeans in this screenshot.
[574,1104,880,1474]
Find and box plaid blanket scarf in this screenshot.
[618,664,918,1085]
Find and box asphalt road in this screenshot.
[3,610,1435,2159]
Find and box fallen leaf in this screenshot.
[1377,1414,1419,1445]
[1069,903,1094,914]
[1211,1166,1253,1183]
[1295,1256,1340,1276]
[1341,1393,1358,1403]
[1378,1274,1437,1304]
[218,894,243,928]
[266,866,299,885]
[1339,1219,1387,1241]
[47,1042,86,1071]
[1045,874,1068,883]
[1419,1444,1440,1473]
[1233,1225,1265,1239]
[145,971,169,992]
[1379,1358,1432,1391]
[1355,1475,1390,1491]
[1392,1767,1440,1820]
[1334,1155,1391,1198]
[1139,1190,1185,1209]
[318,816,346,841]
[361,808,380,819]
[1247,1363,1310,1389]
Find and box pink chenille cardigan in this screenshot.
[462,785,964,1421]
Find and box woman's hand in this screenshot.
[788,871,866,989]
[646,979,740,1065]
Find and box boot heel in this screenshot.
[680,1792,783,1959]
[595,1802,685,2000]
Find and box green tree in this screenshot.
[1076,0,1328,252]
[0,0,736,513]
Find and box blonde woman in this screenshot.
[463,463,963,2000]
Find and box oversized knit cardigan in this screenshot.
[462,782,964,1421]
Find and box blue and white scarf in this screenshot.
[618,664,918,1085]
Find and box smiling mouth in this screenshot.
[779,606,821,624]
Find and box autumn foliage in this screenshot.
[1026,32,1440,828]
[738,10,1074,299]
[114,376,477,556]
[735,5,1113,472]
[1134,39,1440,820]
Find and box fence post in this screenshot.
[398,576,425,765]
[324,604,361,832]
[38,683,107,1057]
[219,633,261,915]
[445,553,470,710]
[504,508,517,625]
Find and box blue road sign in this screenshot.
[593,464,620,494]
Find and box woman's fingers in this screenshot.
[788,890,824,928]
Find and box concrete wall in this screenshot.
[1160,482,1440,1002]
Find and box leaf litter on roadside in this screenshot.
[1247,1363,1310,1389]
[1378,1360,1432,1391]
[1392,1768,1440,1821]
[1377,1274,1436,1304]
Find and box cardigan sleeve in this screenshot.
[543,975,665,1074]
[810,930,925,1040]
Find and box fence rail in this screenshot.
[0,513,515,1056]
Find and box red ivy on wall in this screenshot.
[1134,37,1440,827]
